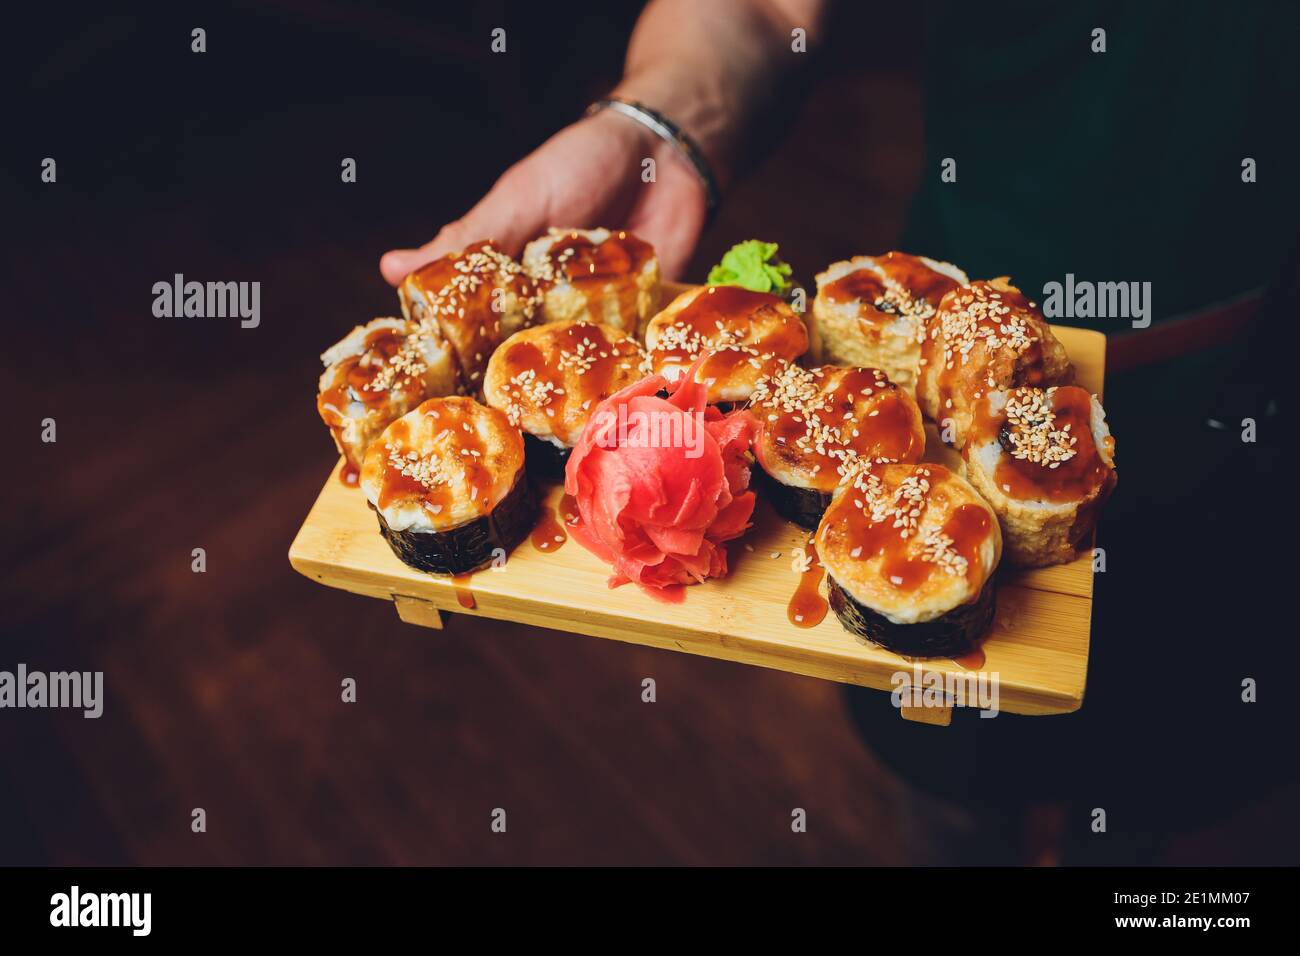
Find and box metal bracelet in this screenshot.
[586,97,722,216]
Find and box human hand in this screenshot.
[379,109,708,285]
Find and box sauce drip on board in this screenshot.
[529,493,582,554]
[787,543,829,628]
[559,493,580,525]
[451,574,476,609]
[951,647,986,670]
[530,501,569,553]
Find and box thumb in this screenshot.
[379,170,550,286]
[625,183,708,281]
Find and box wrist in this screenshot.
[590,95,724,222]
[609,75,735,191]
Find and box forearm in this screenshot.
[379,0,829,284]
[612,0,829,189]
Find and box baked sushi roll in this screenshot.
[916,277,1072,448]
[811,252,967,392]
[816,462,1001,658]
[317,317,459,474]
[963,385,1117,567]
[644,285,809,404]
[522,227,660,334]
[483,320,645,480]
[360,396,536,575]
[750,364,925,529]
[397,240,541,391]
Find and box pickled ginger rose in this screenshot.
[563,361,758,602]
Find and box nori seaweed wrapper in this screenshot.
[372,471,537,575]
[755,467,831,531]
[827,574,997,658]
[523,431,572,484]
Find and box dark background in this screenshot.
[2,1,1296,865]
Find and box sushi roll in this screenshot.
[750,364,925,529]
[811,252,968,392]
[644,285,809,404]
[522,227,660,335]
[398,240,541,391]
[916,277,1072,448]
[482,320,645,481]
[963,385,1117,567]
[360,396,536,575]
[316,317,459,475]
[817,462,1002,658]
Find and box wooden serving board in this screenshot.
[290,283,1106,720]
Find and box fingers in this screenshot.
[626,162,709,280]
[639,204,707,280]
[377,115,708,286]
[379,226,464,287]
[379,167,549,286]
[378,246,429,287]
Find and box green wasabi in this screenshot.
[706,240,794,296]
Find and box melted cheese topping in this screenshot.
[751,364,926,492]
[361,396,525,533]
[917,277,1072,443]
[483,320,645,446]
[522,228,659,331]
[965,386,1116,509]
[316,317,458,468]
[817,252,967,333]
[816,463,1001,624]
[644,285,809,402]
[398,240,541,390]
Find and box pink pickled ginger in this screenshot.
[563,361,758,602]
